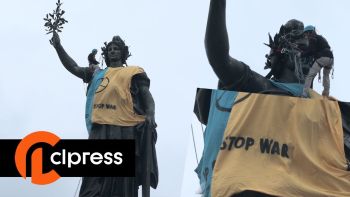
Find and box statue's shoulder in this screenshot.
[123,66,147,76]
[220,63,277,93]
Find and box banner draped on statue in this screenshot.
[211,92,350,197]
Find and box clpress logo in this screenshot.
[0,131,135,185]
[15,131,61,185]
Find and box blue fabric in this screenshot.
[269,81,304,97]
[196,90,238,197]
[85,69,108,134]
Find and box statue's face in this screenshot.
[266,20,313,81]
[289,35,310,72]
[107,43,122,62]
[271,34,309,74]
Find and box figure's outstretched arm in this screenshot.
[50,31,87,80]
[205,0,246,87]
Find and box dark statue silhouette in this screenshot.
[50,32,158,197]
[46,1,158,196]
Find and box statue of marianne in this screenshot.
[50,31,158,197]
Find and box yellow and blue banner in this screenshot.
[195,86,350,197]
[85,66,146,133]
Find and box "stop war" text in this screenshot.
[220,136,289,158]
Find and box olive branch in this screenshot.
[44,0,68,34]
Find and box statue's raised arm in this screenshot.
[50,31,88,81]
[44,0,89,82]
[205,0,310,93]
[205,0,246,88]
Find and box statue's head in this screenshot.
[284,19,304,36]
[264,19,312,82]
[102,36,131,67]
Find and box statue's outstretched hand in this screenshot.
[50,31,61,48]
[146,115,157,129]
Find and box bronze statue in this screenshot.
[46,1,158,194]
[50,31,158,197]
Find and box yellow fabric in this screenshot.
[212,92,350,197]
[92,66,146,126]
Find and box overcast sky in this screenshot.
[0,0,349,197]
